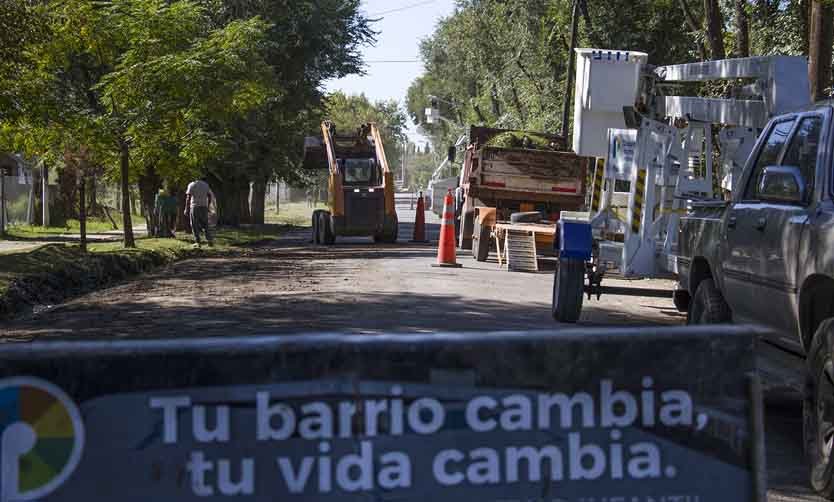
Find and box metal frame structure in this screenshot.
[561,53,810,305]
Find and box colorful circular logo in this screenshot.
[0,377,84,501]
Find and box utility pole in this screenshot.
[561,0,580,141]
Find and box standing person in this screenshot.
[185,176,215,247]
[155,187,177,238]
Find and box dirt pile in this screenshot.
[0,245,198,320]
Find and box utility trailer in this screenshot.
[551,48,811,322]
[456,127,591,265]
[303,121,398,244]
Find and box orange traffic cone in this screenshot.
[432,189,462,268]
[411,191,428,243]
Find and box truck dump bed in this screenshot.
[463,127,589,205]
[476,146,586,197]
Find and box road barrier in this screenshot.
[0,326,764,501]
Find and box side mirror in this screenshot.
[759,165,806,204]
[447,146,456,163]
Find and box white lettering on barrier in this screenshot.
[147,378,712,497]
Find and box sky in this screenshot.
[324,0,458,143]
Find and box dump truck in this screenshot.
[303,121,398,244]
[456,126,591,262]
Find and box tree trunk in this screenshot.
[212,175,241,226]
[239,181,252,224]
[679,0,707,60]
[560,0,580,139]
[735,0,750,57]
[138,167,162,238]
[704,0,726,60]
[120,141,135,248]
[809,0,833,101]
[87,173,98,217]
[55,167,77,226]
[78,174,87,252]
[251,178,267,225]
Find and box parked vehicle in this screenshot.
[456,126,590,261]
[678,104,834,498]
[303,121,398,244]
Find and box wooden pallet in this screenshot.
[504,229,538,272]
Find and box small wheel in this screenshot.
[552,258,585,323]
[472,218,490,262]
[686,279,731,324]
[805,319,834,498]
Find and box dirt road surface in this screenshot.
[0,203,819,501]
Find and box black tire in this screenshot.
[673,289,691,313]
[805,319,834,499]
[511,211,542,224]
[312,211,320,244]
[319,212,335,245]
[552,258,585,323]
[378,213,398,243]
[459,211,474,250]
[472,219,490,262]
[686,279,731,324]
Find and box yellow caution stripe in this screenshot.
[591,158,605,212]
[631,168,647,234]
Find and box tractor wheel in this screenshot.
[312,211,320,244]
[319,212,335,245]
[552,258,585,323]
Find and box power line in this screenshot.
[368,0,437,17]
[364,59,422,63]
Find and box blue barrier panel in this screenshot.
[0,327,763,501]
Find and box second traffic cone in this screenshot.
[410,191,428,243]
[432,189,462,268]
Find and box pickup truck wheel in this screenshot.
[805,319,834,499]
[686,279,731,324]
[552,258,585,323]
[472,219,490,262]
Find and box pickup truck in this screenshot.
[678,104,834,498]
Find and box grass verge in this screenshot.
[0,225,290,320]
[265,202,326,227]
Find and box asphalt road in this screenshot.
[0,202,821,501]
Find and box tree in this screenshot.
[704,0,726,59]
[735,0,751,57]
[809,0,833,100]
[406,0,695,151]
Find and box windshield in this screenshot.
[342,158,376,185]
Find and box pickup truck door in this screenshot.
[752,113,824,335]
[723,113,824,337]
[721,118,796,323]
